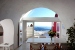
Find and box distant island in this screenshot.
[34,26,51,31]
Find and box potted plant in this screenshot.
[66,22,75,50]
[48,30,56,41]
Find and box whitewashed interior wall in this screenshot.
[0,0,75,49]
[0,19,14,44]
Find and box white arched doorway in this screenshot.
[19,7,60,46]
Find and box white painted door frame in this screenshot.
[19,21,23,46]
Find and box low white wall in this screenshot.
[0,19,14,45]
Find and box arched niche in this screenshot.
[0,19,14,45]
[0,24,3,36]
[0,24,3,44]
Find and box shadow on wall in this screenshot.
[0,25,3,44]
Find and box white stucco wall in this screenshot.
[0,19,14,45]
[0,0,75,49]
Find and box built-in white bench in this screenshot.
[0,19,14,50]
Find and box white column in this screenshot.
[23,20,27,42]
[33,22,34,38]
[59,22,61,38]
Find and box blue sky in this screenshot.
[34,22,52,27]
[27,7,56,17]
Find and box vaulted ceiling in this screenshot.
[0,0,75,21]
[0,0,75,48]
